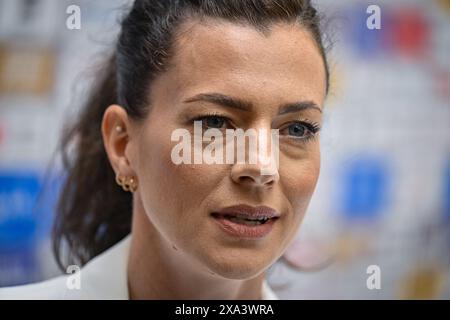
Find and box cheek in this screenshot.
[131,121,183,229]
[277,155,320,250]
[281,152,321,215]
[134,123,225,231]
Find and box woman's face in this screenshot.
[128,20,327,279]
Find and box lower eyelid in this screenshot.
[279,132,318,144]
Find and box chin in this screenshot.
[201,250,272,280]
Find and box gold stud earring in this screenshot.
[115,174,138,193]
[126,176,138,193]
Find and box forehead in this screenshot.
[153,19,327,109]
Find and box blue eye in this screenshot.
[288,123,307,137]
[281,121,320,142]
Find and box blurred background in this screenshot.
[0,0,449,299]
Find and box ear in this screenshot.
[101,104,136,178]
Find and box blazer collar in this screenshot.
[79,234,278,300]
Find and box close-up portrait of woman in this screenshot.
[1,0,449,305]
[0,0,328,300]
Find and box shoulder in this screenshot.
[0,275,71,300]
[0,235,132,300]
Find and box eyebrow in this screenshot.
[183,92,322,115]
[278,101,322,115]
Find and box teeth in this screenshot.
[234,214,270,221]
[227,216,269,225]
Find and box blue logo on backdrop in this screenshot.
[0,170,62,286]
[340,156,389,221]
[0,172,40,251]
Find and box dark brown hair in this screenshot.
[53,0,330,270]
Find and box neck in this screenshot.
[127,197,265,300]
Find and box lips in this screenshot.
[211,204,280,239]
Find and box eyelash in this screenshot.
[191,112,233,128]
[280,119,321,144]
[190,113,321,144]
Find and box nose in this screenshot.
[231,163,280,188]
[229,124,280,188]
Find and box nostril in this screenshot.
[238,176,254,184]
[230,164,279,187]
[237,175,275,187]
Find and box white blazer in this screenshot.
[0,235,279,300]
